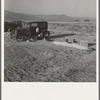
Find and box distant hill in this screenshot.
[5,10,96,22]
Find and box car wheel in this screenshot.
[16,35,23,42]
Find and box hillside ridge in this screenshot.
[5,10,96,22]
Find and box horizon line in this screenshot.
[5,10,96,18]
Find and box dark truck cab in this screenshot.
[16,21,50,41]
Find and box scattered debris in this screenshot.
[53,41,88,50]
[26,40,29,42]
[73,39,78,43]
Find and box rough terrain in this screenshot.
[4,22,96,82]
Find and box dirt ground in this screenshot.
[4,22,96,82]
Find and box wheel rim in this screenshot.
[16,35,23,41]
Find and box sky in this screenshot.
[5,0,96,17]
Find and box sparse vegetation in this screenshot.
[84,19,90,22]
[4,11,96,82]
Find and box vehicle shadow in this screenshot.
[49,33,76,39]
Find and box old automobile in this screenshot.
[4,21,22,32]
[4,21,10,32]
[16,21,50,41]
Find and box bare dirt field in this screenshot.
[4,22,96,82]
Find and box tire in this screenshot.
[41,31,46,39]
[16,34,24,42]
[47,31,50,40]
[42,31,50,40]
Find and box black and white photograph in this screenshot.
[4,0,97,82]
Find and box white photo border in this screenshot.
[1,0,99,100]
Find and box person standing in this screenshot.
[36,26,39,33]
